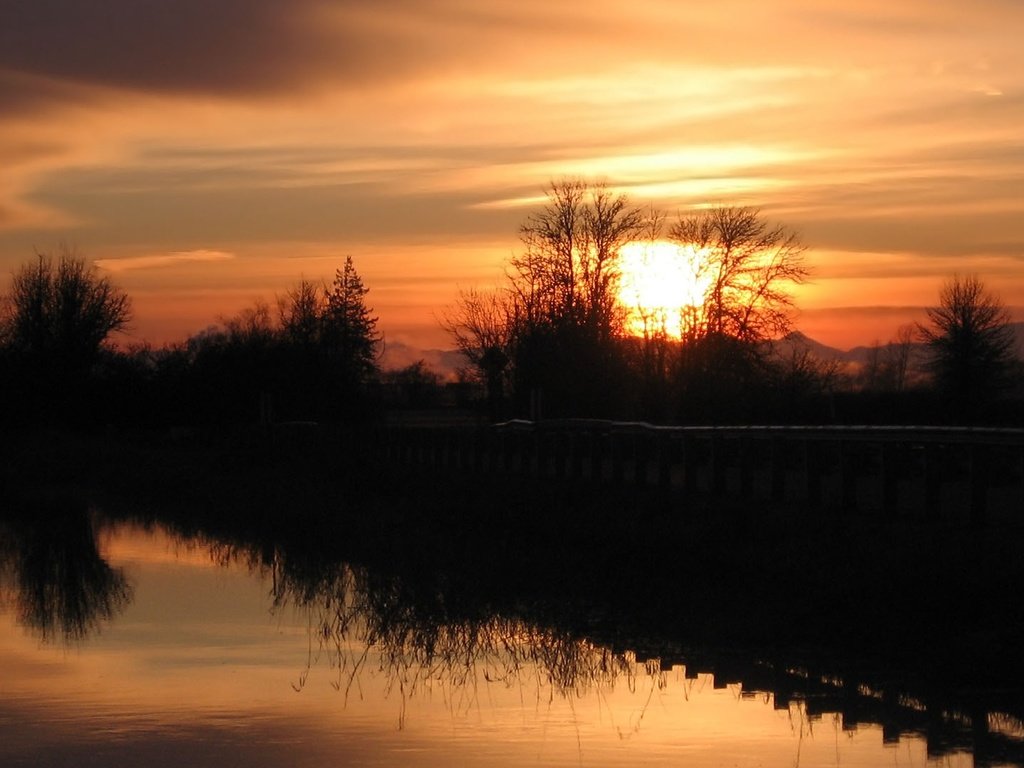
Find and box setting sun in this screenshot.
[617,241,712,338]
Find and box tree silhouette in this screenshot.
[919,274,1016,418]
[668,206,808,422]
[442,188,815,421]
[144,258,383,426]
[324,256,381,388]
[510,179,645,339]
[440,287,512,419]
[0,247,132,423]
[278,278,323,350]
[2,247,131,376]
[1,498,133,644]
[506,180,647,417]
[668,206,807,344]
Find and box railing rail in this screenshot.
[380,421,1024,525]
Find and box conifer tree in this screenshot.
[324,256,381,385]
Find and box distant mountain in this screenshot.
[772,331,853,362]
[776,322,1024,370]
[775,330,926,373]
[380,342,466,378]
[382,322,1024,380]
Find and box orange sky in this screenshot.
[1,1,1023,360]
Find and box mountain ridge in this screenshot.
[382,323,1024,377]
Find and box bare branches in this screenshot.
[439,287,512,371]
[511,179,645,338]
[669,206,808,343]
[919,274,1016,405]
[3,245,132,370]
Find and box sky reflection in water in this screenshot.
[0,520,988,767]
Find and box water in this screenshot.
[0,513,1018,767]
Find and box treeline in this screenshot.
[445,181,1023,425]
[1,180,1022,430]
[0,251,388,429]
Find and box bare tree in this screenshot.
[860,340,886,391]
[441,288,511,374]
[918,274,1016,409]
[444,180,647,418]
[2,246,131,376]
[668,206,808,344]
[278,278,325,349]
[885,323,917,392]
[440,287,513,419]
[510,179,646,339]
[221,299,276,346]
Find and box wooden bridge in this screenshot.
[381,420,1024,525]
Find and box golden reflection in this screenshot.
[0,521,1005,767]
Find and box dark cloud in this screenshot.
[0,70,102,114]
[0,0,622,114]
[0,0,467,110]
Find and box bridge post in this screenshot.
[839,441,857,512]
[457,430,469,472]
[536,429,550,479]
[682,435,700,496]
[406,429,417,467]
[738,436,755,499]
[569,430,585,480]
[770,437,786,502]
[710,436,727,496]
[924,444,942,520]
[422,429,432,467]
[415,429,426,467]
[520,430,533,476]
[657,433,674,492]
[1018,444,1024,517]
[471,429,480,472]
[804,439,823,507]
[635,432,650,488]
[549,430,564,480]
[881,442,899,517]
[590,430,604,482]
[452,429,463,471]
[969,443,989,528]
[970,705,992,768]
[611,432,626,485]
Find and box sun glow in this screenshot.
[617,241,712,339]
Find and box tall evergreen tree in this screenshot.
[324,256,381,386]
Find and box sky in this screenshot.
[1,0,1023,360]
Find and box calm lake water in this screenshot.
[0,512,1019,767]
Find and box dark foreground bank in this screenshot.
[4,425,1024,721]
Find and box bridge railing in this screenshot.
[380,421,1024,525]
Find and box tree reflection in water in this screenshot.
[207,542,661,728]
[194,536,1024,764]
[0,496,132,643]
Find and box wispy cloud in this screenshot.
[95,250,235,273]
